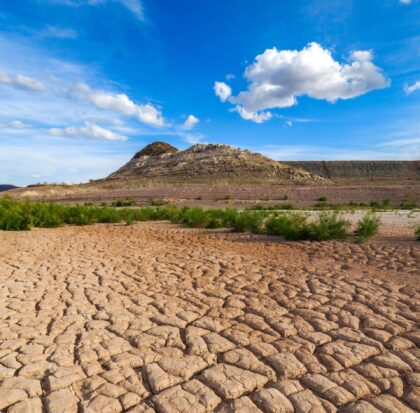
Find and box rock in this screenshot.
[7,397,43,413]
[0,389,27,410]
[252,387,294,413]
[200,364,268,400]
[46,389,78,413]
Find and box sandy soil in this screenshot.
[0,223,419,412]
[7,181,420,209]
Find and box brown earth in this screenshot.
[0,222,419,412]
[7,181,420,209]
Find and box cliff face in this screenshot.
[283,161,420,181]
[107,142,329,184]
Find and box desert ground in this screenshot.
[0,218,419,412]
[9,181,420,209]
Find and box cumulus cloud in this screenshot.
[49,121,127,141]
[214,81,232,102]
[234,106,272,123]
[216,42,389,123]
[0,71,46,92]
[400,0,412,4]
[70,83,164,126]
[404,81,420,94]
[182,114,199,130]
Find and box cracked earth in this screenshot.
[0,222,419,412]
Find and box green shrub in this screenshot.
[266,212,351,241]
[415,226,420,241]
[318,196,328,202]
[29,202,63,228]
[150,199,167,207]
[0,198,378,243]
[266,213,310,240]
[399,201,417,210]
[112,199,136,207]
[382,198,391,209]
[230,211,265,233]
[355,213,380,242]
[308,213,350,241]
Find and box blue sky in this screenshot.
[0,0,419,185]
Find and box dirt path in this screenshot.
[0,223,419,412]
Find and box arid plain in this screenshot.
[0,216,419,412]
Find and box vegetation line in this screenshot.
[0,197,386,242]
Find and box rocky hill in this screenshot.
[283,161,420,181]
[107,142,328,184]
[0,184,18,192]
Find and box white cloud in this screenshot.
[118,0,144,20]
[182,114,199,130]
[214,81,232,102]
[49,0,145,20]
[69,83,164,126]
[258,141,420,161]
[39,25,78,39]
[378,136,420,148]
[226,74,235,80]
[400,0,412,4]
[234,106,272,123]
[404,81,420,94]
[49,121,127,141]
[218,43,389,123]
[9,120,32,129]
[0,71,46,92]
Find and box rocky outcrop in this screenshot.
[283,161,420,181]
[107,142,329,184]
[133,141,178,158]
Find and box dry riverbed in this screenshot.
[0,222,419,412]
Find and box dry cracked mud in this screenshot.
[0,222,419,412]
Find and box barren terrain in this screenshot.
[7,181,420,209]
[0,222,419,412]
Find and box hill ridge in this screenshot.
[107,142,329,184]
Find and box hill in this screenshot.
[0,184,18,192]
[106,142,328,184]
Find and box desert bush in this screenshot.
[265,213,310,240]
[150,199,167,207]
[308,213,350,241]
[369,201,379,209]
[247,203,295,211]
[230,211,265,233]
[112,199,136,207]
[318,196,328,202]
[29,202,63,228]
[266,212,351,241]
[399,201,417,210]
[355,213,380,242]
[0,199,378,242]
[382,198,391,209]
[415,226,420,241]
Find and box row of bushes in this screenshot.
[247,199,418,212]
[0,197,382,242]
